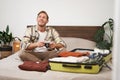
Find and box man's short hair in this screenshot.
[37,11,49,20]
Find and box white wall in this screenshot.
[0,0,114,38]
[113,0,120,80]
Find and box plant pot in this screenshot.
[0,46,12,59]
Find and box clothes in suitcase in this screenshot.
[49,48,112,74]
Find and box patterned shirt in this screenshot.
[21,25,66,51]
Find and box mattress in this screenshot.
[0,37,112,80]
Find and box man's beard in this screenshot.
[38,23,46,27]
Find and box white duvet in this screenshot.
[0,37,112,80]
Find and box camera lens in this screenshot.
[45,43,49,48]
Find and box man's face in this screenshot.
[37,13,48,27]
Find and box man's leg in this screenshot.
[19,51,42,62]
[30,50,58,61]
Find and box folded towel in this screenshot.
[49,56,89,63]
[18,60,49,72]
[58,51,90,57]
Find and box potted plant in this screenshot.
[94,18,114,50]
[0,25,14,58]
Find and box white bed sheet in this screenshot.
[0,37,112,80]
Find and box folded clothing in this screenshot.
[49,56,89,63]
[18,61,49,72]
[58,51,90,57]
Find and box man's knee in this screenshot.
[19,51,28,61]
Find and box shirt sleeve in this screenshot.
[51,27,67,48]
[21,27,31,50]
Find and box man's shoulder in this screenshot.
[47,26,56,30]
[27,25,36,28]
[26,25,37,31]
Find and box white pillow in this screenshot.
[62,37,96,51]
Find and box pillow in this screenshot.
[62,37,96,51]
[18,61,49,72]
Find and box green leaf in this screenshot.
[6,25,9,34]
[94,28,105,42]
[0,25,13,46]
[96,40,111,49]
[94,18,114,50]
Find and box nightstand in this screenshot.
[0,51,12,59]
[0,46,13,59]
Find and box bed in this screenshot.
[0,26,112,80]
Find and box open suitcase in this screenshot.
[49,48,112,74]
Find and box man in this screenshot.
[19,11,66,62]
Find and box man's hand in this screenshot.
[36,42,44,47]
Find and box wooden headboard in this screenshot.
[27,25,101,41]
[51,26,101,41]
